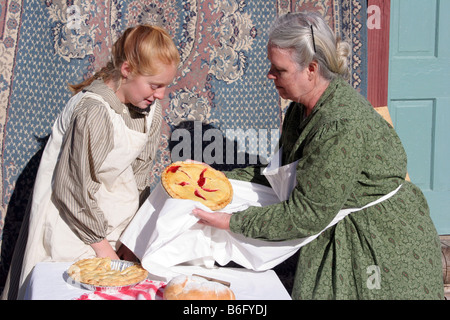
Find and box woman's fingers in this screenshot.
[192,208,231,230]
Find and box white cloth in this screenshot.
[120,179,402,277]
[262,147,299,201]
[23,262,291,300]
[121,148,402,277]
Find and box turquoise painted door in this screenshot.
[388,0,450,234]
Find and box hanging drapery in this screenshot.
[0,0,368,292]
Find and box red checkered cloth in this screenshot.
[77,280,166,300]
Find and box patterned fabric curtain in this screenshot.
[0,0,367,290]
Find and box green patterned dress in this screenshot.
[226,77,444,300]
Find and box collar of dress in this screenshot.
[83,79,151,116]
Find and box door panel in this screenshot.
[388,0,450,234]
[390,99,434,190]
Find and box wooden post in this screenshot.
[367,0,391,108]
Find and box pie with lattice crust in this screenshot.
[161,161,233,210]
[67,258,148,287]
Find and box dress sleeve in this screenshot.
[224,165,271,187]
[52,99,114,244]
[230,120,364,241]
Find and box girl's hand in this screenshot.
[90,239,120,260]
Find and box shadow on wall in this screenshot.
[168,120,267,171]
[0,135,49,294]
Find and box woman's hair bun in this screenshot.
[336,39,351,79]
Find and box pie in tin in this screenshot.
[67,257,148,287]
[161,161,233,211]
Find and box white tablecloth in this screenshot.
[23,262,291,300]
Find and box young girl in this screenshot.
[2,25,180,299]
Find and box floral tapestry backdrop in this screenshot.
[0,0,367,289]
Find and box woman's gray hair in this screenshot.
[268,12,351,80]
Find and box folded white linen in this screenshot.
[120,179,299,276]
[120,157,402,277]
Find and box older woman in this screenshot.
[193,12,444,299]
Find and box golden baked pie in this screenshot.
[68,258,148,287]
[161,161,233,210]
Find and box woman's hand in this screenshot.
[192,208,231,230]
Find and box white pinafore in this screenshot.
[18,91,153,296]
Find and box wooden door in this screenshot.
[388,0,450,234]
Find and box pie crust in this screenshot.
[67,258,148,287]
[163,275,236,300]
[161,161,233,211]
